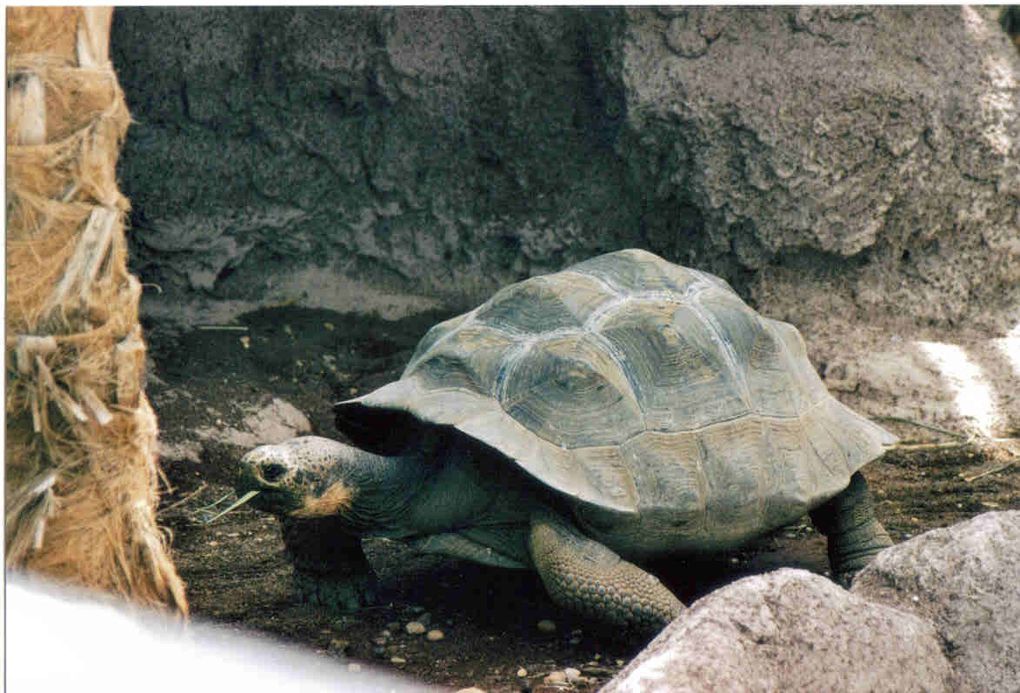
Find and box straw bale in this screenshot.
[5,7,187,614]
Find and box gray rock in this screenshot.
[852,511,1020,693]
[623,7,1018,334]
[110,8,1018,340]
[536,619,557,634]
[543,671,567,685]
[404,620,426,635]
[604,569,959,693]
[194,397,311,450]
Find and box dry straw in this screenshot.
[6,7,187,613]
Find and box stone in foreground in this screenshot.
[852,511,1020,693]
[603,569,959,693]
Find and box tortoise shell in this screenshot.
[336,249,894,533]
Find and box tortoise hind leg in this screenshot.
[528,510,684,633]
[809,472,892,586]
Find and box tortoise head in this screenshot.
[236,436,361,519]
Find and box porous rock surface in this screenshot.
[111,8,1018,328]
[852,511,1020,693]
[112,8,1019,431]
[602,568,959,693]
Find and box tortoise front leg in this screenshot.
[281,516,379,611]
[809,471,893,586]
[528,510,684,633]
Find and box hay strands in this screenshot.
[960,438,1020,483]
[156,482,208,518]
[874,415,970,441]
[34,355,87,424]
[41,205,118,324]
[962,460,1017,483]
[197,490,260,525]
[5,472,58,564]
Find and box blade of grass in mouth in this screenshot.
[200,490,260,524]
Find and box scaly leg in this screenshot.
[809,472,893,586]
[281,516,379,611]
[528,510,684,633]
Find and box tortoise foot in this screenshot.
[293,569,380,612]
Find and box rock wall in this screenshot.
[112,7,1019,433]
[112,7,1018,322]
[112,7,636,320]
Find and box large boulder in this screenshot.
[603,568,959,693]
[852,511,1020,693]
[623,7,1018,335]
[111,8,1018,328]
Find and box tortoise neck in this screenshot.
[338,445,427,533]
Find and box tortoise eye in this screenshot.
[260,462,288,483]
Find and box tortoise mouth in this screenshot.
[235,475,303,516]
[234,464,303,517]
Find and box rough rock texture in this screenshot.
[111,7,1018,324]
[603,568,959,693]
[156,392,311,467]
[112,7,635,321]
[852,511,1020,693]
[111,7,1019,433]
[625,7,1018,333]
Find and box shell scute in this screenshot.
[498,333,643,449]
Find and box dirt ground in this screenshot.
[149,307,1020,692]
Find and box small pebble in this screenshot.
[564,668,582,683]
[390,656,407,665]
[456,688,487,693]
[426,629,445,642]
[517,668,528,678]
[328,638,350,654]
[615,659,625,666]
[346,663,362,673]
[405,621,427,635]
[544,671,567,685]
[372,636,388,647]
[536,619,557,634]
[729,556,739,565]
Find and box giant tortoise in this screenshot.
[234,249,895,632]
